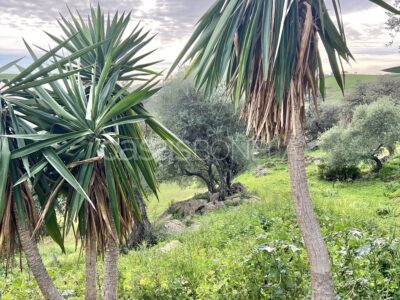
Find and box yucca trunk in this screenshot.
[102,218,119,300]
[15,209,63,300]
[85,233,97,300]
[287,112,334,299]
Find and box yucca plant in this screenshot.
[169,0,397,298]
[1,6,193,300]
[0,44,103,300]
[48,5,162,250]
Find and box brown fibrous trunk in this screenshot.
[15,210,63,300]
[102,217,119,300]
[85,232,97,300]
[287,113,334,300]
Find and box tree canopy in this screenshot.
[320,99,400,172]
[149,76,250,198]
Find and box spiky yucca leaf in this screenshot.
[170,0,398,145]
[1,59,67,264]
[3,6,194,253]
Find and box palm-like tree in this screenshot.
[1,7,192,300]
[0,45,100,300]
[170,0,397,298]
[0,104,62,300]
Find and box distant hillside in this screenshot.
[0,73,395,104]
[0,74,14,80]
[323,74,396,104]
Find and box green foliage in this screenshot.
[320,99,400,172]
[323,74,380,104]
[148,76,251,195]
[2,153,400,298]
[0,6,193,262]
[0,74,14,80]
[318,163,361,181]
[378,154,400,182]
[305,104,342,141]
[118,209,311,299]
[342,76,400,121]
[169,0,355,144]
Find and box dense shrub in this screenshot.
[342,76,400,122]
[318,163,361,181]
[305,104,342,141]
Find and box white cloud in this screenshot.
[321,6,399,74]
[0,1,398,74]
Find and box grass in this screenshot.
[238,155,400,230]
[1,152,400,299]
[147,182,206,221]
[323,74,379,104]
[0,74,14,80]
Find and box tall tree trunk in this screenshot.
[127,190,156,249]
[85,233,97,300]
[102,217,119,300]
[287,113,334,300]
[15,210,63,300]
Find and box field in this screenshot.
[0,74,14,80]
[1,150,400,299]
[323,74,380,104]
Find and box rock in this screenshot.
[162,199,208,219]
[210,192,220,203]
[200,201,226,214]
[225,196,242,207]
[160,240,182,253]
[306,140,319,151]
[253,168,268,177]
[192,192,210,201]
[253,163,276,177]
[304,155,322,166]
[159,220,185,235]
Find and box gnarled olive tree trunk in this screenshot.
[127,190,156,249]
[287,113,334,300]
[102,217,119,300]
[15,209,63,300]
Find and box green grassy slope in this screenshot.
[147,182,206,221]
[2,152,399,299]
[0,74,14,80]
[323,74,380,104]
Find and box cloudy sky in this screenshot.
[0,0,398,74]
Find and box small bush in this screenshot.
[318,163,361,181]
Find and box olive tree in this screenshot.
[149,76,251,200]
[320,99,400,172]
